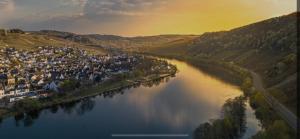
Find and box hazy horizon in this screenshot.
[0,0,297,36]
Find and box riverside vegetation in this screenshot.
[194,96,247,139]
[145,13,297,115]
[139,13,297,139]
[142,54,296,139]
[142,50,296,139]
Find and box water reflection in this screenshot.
[13,110,42,127]
[242,100,262,139]
[4,76,169,128]
[60,102,75,115]
[14,113,24,127]
[0,59,260,139]
[50,105,59,114]
[120,59,243,128]
[76,98,96,116]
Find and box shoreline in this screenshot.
[140,52,297,136]
[0,72,176,120]
[141,53,249,86]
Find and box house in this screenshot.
[9,96,25,103]
[37,79,45,86]
[7,78,15,90]
[44,81,59,92]
[0,46,143,102]
[89,73,94,81]
[38,92,52,98]
[59,74,65,80]
[26,91,38,98]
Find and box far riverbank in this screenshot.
[140,52,296,138]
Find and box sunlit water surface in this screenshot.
[0,59,261,139]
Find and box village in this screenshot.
[0,46,145,104]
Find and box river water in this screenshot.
[0,59,261,139]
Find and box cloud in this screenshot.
[0,0,15,24]
[83,0,169,16]
[36,0,171,34]
[2,0,170,34]
[61,0,88,7]
[0,0,15,12]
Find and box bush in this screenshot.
[249,91,265,109]
[241,77,252,92]
[60,79,80,92]
[249,91,275,127]
[252,120,293,139]
[282,53,296,65]
[8,28,25,34]
[194,96,246,139]
[13,98,42,112]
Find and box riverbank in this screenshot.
[140,52,297,138]
[0,65,177,121]
[194,96,247,139]
[142,53,250,87]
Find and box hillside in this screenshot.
[0,30,107,55]
[32,30,198,51]
[146,12,298,113]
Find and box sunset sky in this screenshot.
[0,0,297,36]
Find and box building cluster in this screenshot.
[0,28,25,36]
[0,46,138,103]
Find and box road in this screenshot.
[249,71,298,131]
[269,73,297,89]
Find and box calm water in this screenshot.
[0,59,261,139]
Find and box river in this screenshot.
[0,59,261,139]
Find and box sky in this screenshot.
[0,0,297,36]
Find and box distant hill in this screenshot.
[148,12,297,85]
[33,30,198,51]
[146,12,298,113]
[0,29,107,55]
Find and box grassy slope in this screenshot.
[34,30,198,51]
[0,33,107,55]
[145,12,298,114]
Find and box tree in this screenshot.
[193,96,246,139]
[14,76,18,95]
[60,79,79,92]
[13,98,42,112]
[252,120,292,139]
[0,74,8,92]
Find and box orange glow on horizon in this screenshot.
[118,0,296,36]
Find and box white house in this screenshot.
[15,88,30,96]
[44,81,59,92]
[59,74,65,80]
[38,79,45,85]
[9,96,25,103]
[89,74,94,81]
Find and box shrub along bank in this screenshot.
[141,53,296,139]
